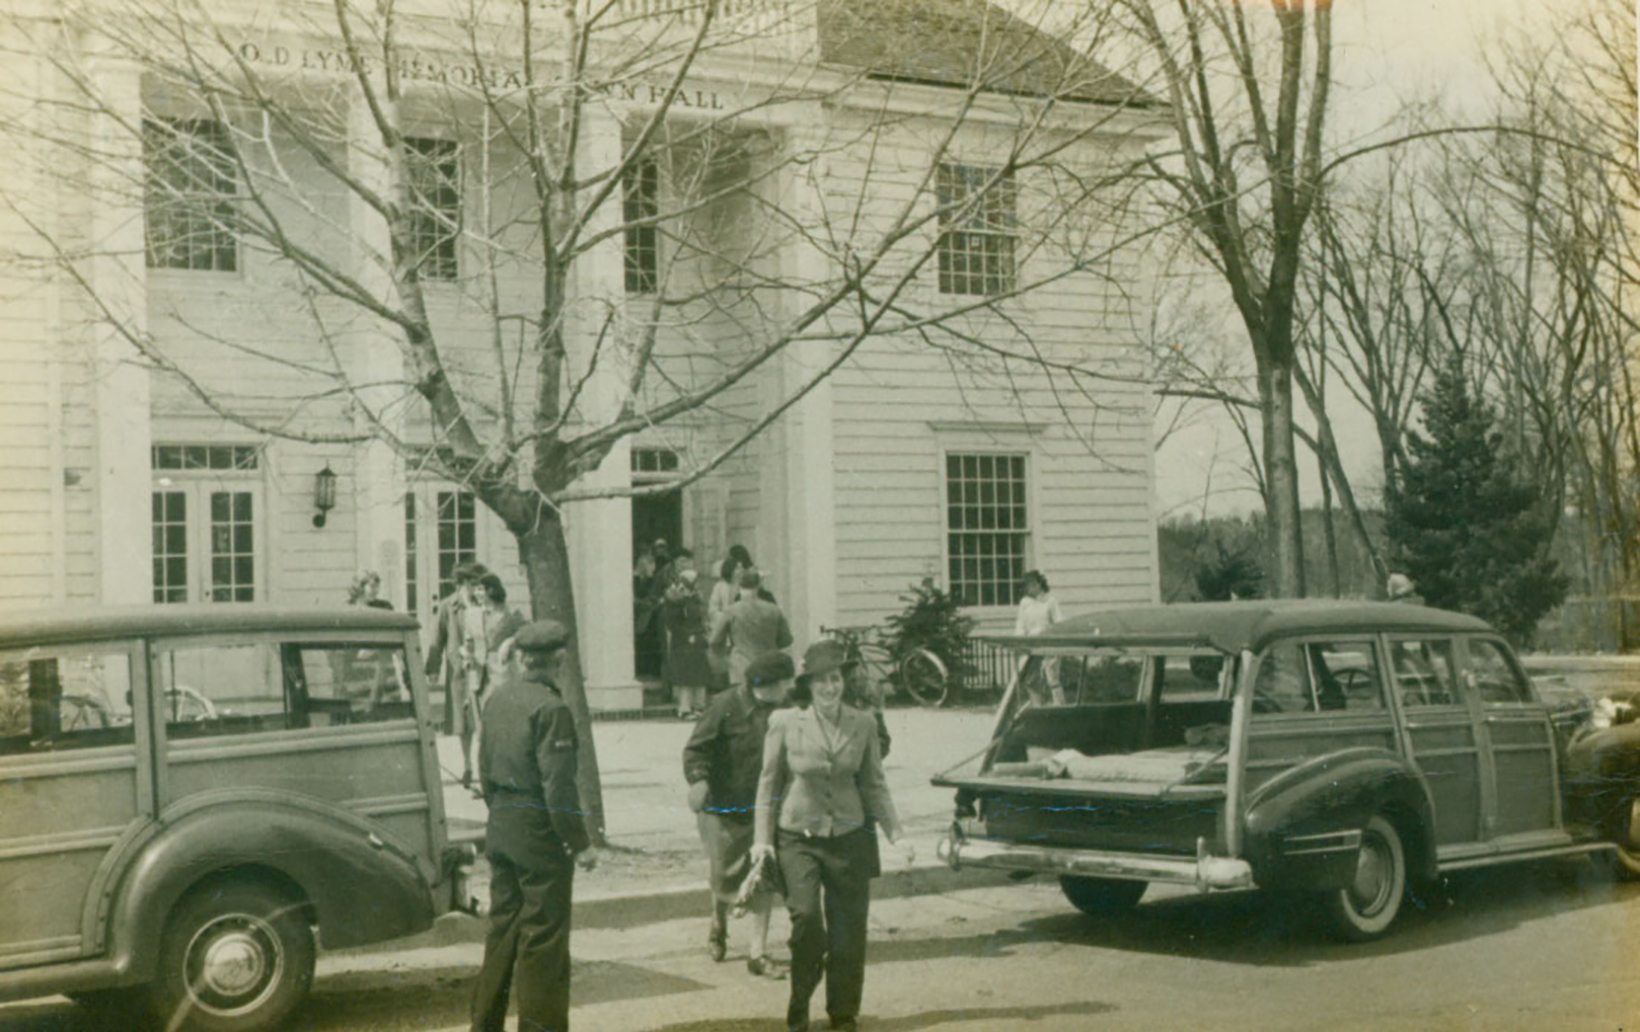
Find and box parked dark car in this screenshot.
[934,601,1640,940]
[0,605,482,1030]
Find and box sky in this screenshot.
[1146,0,1580,520]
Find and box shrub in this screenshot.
[885,577,974,675]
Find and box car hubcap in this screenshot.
[1348,836,1391,915]
[187,915,282,1015]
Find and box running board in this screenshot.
[1438,840,1615,872]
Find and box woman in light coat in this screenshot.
[752,641,912,1032]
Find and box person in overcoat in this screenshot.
[710,568,793,691]
[663,566,713,718]
[752,641,913,1032]
[469,619,598,1032]
[424,561,488,785]
[682,649,795,978]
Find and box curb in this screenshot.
[352,861,1012,953]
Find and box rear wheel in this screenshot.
[148,880,316,1032]
[1321,815,1407,942]
[1059,875,1146,916]
[898,649,949,708]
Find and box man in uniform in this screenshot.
[470,619,597,1032]
[683,649,795,977]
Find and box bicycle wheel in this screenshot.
[898,649,949,708]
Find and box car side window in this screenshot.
[1468,639,1532,705]
[154,641,283,738]
[1252,644,1313,713]
[1389,638,1461,708]
[1253,641,1384,714]
[1307,641,1385,712]
[283,644,414,725]
[0,644,137,754]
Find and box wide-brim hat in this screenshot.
[802,639,850,678]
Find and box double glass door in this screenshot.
[151,482,261,603]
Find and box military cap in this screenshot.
[512,619,570,653]
[745,650,795,687]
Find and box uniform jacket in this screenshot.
[754,704,897,847]
[478,666,591,868]
[710,595,794,686]
[682,685,781,821]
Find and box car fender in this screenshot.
[1243,747,1434,891]
[1562,721,1640,829]
[102,789,435,980]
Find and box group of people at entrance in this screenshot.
[636,540,797,721]
[683,639,911,1032]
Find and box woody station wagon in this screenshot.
[0,606,481,1031]
[935,601,1640,940]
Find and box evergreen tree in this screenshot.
[1386,357,1568,645]
[1195,539,1266,601]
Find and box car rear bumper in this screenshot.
[937,821,1255,891]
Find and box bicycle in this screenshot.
[819,625,951,708]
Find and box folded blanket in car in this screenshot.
[1042,747,1221,783]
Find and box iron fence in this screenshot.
[955,634,1022,698]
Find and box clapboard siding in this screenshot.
[818,118,1158,629]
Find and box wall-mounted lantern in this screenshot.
[312,465,338,528]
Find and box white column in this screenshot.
[87,51,152,604]
[777,130,837,647]
[564,110,641,711]
[345,92,407,602]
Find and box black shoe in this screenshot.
[828,1019,858,1032]
[707,925,727,963]
[747,955,787,980]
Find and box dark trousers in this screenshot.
[777,828,874,1030]
[470,852,575,1032]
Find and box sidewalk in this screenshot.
[415,704,1005,942]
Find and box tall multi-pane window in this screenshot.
[404,493,419,616]
[623,156,659,294]
[150,445,261,604]
[945,453,1029,607]
[208,492,257,602]
[435,491,477,602]
[144,118,238,272]
[403,137,460,280]
[152,492,189,603]
[936,163,1016,296]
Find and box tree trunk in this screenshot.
[515,517,608,846]
[1257,355,1307,597]
[1296,364,1391,595]
[1318,445,1340,597]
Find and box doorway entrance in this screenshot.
[630,449,684,681]
[631,492,684,564]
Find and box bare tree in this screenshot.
[1112,0,1334,596]
[1,0,1162,835]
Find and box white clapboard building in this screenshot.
[0,0,1163,710]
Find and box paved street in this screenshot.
[5,857,1637,1031]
